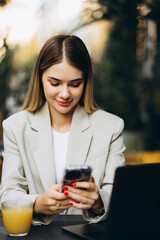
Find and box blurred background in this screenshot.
[0,0,160,167]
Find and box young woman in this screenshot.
[0,35,126,225]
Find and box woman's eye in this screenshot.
[70,82,81,87]
[50,82,59,86]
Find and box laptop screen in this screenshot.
[107,163,160,238]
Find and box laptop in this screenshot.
[62,163,160,239]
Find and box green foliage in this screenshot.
[0,40,37,115]
[94,0,141,130]
[93,0,160,149]
[0,0,9,7]
[137,0,160,149]
[0,39,14,112]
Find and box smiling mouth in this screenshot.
[56,100,72,107]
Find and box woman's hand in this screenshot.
[63,177,104,211]
[34,184,71,215]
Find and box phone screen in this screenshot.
[61,165,92,188]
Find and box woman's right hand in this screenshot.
[33,184,71,215]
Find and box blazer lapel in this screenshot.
[66,105,92,166]
[29,102,56,191]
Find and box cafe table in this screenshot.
[0,214,87,240]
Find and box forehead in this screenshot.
[44,61,83,80]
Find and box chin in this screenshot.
[57,106,72,114]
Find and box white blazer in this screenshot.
[0,102,125,224]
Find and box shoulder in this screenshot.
[3,110,33,131]
[90,109,124,125]
[89,109,124,134]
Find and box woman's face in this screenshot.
[42,60,84,117]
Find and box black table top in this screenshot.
[0,214,87,240]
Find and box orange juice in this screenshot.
[1,200,33,236]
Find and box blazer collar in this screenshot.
[70,104,90,133]
[31,102,51,131]
[66,105,92,166]
[31,103,90,133]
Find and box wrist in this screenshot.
[33,196,41,214]
[88,195,105,218]
[88,206,105,218]
[92,195,104,211]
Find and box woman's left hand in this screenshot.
[63,177,103,210]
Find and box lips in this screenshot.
[56,100,72,107]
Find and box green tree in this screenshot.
[93,0,141,130]
[0,39,15,114]
[0,38,15,148]
[82,0,160,149]
[0,0,10,7]
[137,0,160,149]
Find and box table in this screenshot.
[0,215,87,240]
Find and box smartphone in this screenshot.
[61,165,92,190]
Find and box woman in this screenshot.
[0,35,126,225]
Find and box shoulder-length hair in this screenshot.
[22,35,100,113]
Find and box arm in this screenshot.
[0,121,71,225]
[0,121,37,203]
[0,122,47,225]
[62,118,126,223]
[84,118,126,222]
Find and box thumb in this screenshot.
[91,176,95,183]
[52,184,61,191]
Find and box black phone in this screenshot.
[61,165,92,190]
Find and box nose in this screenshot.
[59,85,70,99]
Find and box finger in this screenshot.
[45,198,71,210]
[52,184,61,191]
[65,182,99,192]
[64,187,97,200]
[91,176,95,183]
[46,204,71,215]
[69,201,91,210]
[46,199,72,214]
[55,199,71,207]
[64,190,94,206]
[47,188,69,201]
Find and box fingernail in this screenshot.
[71,183,76,187]
[64,191,69,196]
[63,186,68,191]
[69,202,73,206]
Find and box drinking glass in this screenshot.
[1,199,33,237]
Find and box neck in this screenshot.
[49,108,74,133]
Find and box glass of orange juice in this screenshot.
[1,199,33,237]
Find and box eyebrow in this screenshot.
[48,76,84,82]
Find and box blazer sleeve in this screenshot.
[83,118,126,223]
[0,120,52,225]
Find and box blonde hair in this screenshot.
[22,35,100,113]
